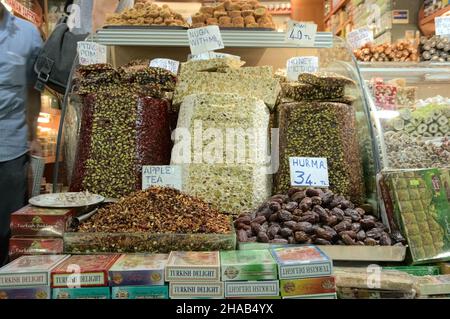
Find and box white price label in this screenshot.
[187,25,224,55]
[347,27,374,49]
[286,56,319,81]
[285,21,317,46]
[77,42,107,65]
[188,52,241,61]
[289,157,329,188]
[435,16,450,36]
[149,58,180,74]
[142,166,182,190]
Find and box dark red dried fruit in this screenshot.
[311,196,322,206]
[257,231,269,243]
[314,238,331,245]
[379,233,392,246]
[334,221,351,233]
[356,230,366,241]
[341,233,355,245]
[283,221,297,229]
[293,222,314,234]
[280,228,293,238]
[299,197,313,211]
[294,231,309,243]
[291,191,306,203]
[251,216,266,224]
[339,230,357,239]
[315,227,334,241]
[270,239,288,244]
[305,188,321,197]
[351,223,361,232]
[364,238,378,246]
[251,223,262,235]
[284,202,298,212]
[237,229,248,242]
[269,201,282,211]
[268,225,281,239]
[278,210,293,222]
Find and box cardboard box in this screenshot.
[270,245,332,279]
[220,250,277,281]
[280,276,336,297]
[52,287,111,299]
[51,254,120,288]
[384,266,440,277]
[0,255,69,288]
[111,286,169,299]
[283,293,337,299]
[224,281,279,298]
[0,286,50,299]
[10,205,76,237]
[9,237,63,261]
[109,254,168,286]
[415,275,450,296]
[165,251,220,282]
[169,282,224,299]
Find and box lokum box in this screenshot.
[112,286,169,299]
[283,293,337,299]
[270,245,332,279]
[384,266,440,276]
[51,254,120,288]
[10,205,76,237]
[280,276,336,297]
[415,275,450,296]
[52,287,111,299]
[224,281,279,298]
[169,282,224,299]
[165,251,220,282]
[109,254,168,286]
[0,286,50,299]
[220,250,278,281]
[0,255,69,288]
[9,237,63,261]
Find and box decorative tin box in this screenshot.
[52,287,111,299]
[0,286,50,299]
[220,250,277,281]
[8,237,63,261]
[169,281,224,299]
[165,251,220,282]
[280,276,336,297]
[111,285,169,299]
[224,280,280,298]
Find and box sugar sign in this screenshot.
[289,157,329,188]
[142,166,182,190]
[347,27,374,50]
[285,21,317,46]
[77,42,107,65]
[286,56,319,81]
[150,58,180,75]
[187,25,224,55]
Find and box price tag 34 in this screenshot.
[286,56,319,81]
[187,25,224,55]
[285,21,317,46]
[289,157,329,188]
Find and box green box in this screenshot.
[111,286,168,299]
[384,266,440,276]
[220,250,278,281]
[52,287,110,299]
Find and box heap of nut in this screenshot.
[236,188,405,246]
[354,41,419,62]
[191,0,275,29]
[105,2,188,27]
[420,35,450,62]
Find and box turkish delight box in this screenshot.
[224,281,279,298]
[283,293,337,299]
[169,282,224,299]
[0,255,69,288]
[220,250,277,281]
[415,275,450,296]
[52,287,111,299]
[384,266,440,276]
[112,286,169,299]
[165,251,220,282]
[109,254,168,286]
[10,205,76,237]
[270,245,332,279]
[280,276,336,297]
[9,237,63,261]
[51,254,120,288]
[0,286,50,299]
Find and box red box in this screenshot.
[51,255,120,288]
[10,205,76,237]
[8,238,64,261]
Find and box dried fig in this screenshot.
[294,231,309,243]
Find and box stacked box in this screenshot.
[414,275,450,298]
[166,251,223,299]
[221,250,279,299]
[108,254,169,299]
[270,246,335,299]
[0,255,69,299]
[52,287,111,299]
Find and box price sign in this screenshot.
[77,42,107,65]
[188,52,241,61]
[285,21,317,46]
[187,25,224,55]
[286,56,319,81]
[435,16,450,36]
[289,157,329,188]
[347,27,374,49]
[142,166,182,190]
[150,58,180,74]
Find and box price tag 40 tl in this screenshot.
[285,21,317,47]
[289,157,329,188]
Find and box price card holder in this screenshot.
[347,27,374,50]
[187,25,224,55]
[286,56,319,81]
[285,21,317,47]
[142,166,182,191]
[289,157,329,188]
[77,42,107,65]
[435,16,450,36]
[150,58,180,74]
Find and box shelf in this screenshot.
[94,29,334,48]
[4,0,42,26]
[324,0,349,22]
[269,10,292,15]
[420,5,450,26]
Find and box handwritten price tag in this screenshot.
[189,52,241,61]
[289,157,329,188]
[285,21,317,46]
[187,25,224,55]
[77,42,107,65]
[435,16,450,36]
[286,56,319,81]
[150,58,180,74]
[142,166,182,191]
[347,27,374,49]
